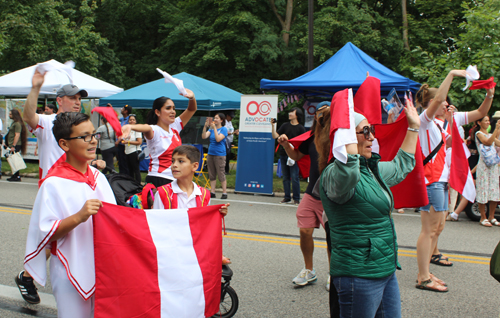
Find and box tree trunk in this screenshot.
[269,0,294,47]
[402,0,409,50]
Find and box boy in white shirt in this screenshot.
[24,112,116,317]
[154,145,228,215]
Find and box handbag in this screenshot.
[476,133,500,167]
[6,152,27,173]
[490,240,500,283]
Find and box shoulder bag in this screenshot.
[476,132,500,167]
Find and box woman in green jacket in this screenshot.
[315,100,420,318]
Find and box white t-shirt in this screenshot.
[146,117,183,180]
[153,180,209,209]
[124,131,141,155]
[419,111,468,184]
[225,120,234,144]
[28,114,65,179]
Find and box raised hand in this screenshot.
[32,69,46,89]
[404,98,420,130]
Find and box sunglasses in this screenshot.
[65,132,101,143]
[356,126,375,140]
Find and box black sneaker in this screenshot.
[210,192,216,198]
[280,199,291,204]
[15,271,40,304]
[221,194,228,199]
[7,176,20,182]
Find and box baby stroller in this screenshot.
[105,173,144,207]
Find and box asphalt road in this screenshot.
[1,178,500,317]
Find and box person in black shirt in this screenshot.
[272,107,306,204]
[277,103,332,292]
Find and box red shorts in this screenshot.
[296,193,324,229]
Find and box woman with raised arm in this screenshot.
[316,98,420,318]
[473,116,500,226]
[201,113,228,199]
[121,90,197,188]
[414,70,470,292]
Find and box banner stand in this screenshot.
[235,95,278,195]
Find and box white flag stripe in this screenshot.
[332,89,357,164]
[146,209,205,318]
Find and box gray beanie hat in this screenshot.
[354,112,366,128]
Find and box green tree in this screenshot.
[0,0,124,86]
[403,0,500,112]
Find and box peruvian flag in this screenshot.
[289,131,313,179]
[93,202,223,318]
[372,113,428,208]
[329,88,356,163]
[91,107,123,137]
[354,76,382,125]
[449,121,476,202]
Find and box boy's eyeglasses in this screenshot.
[356,126,375,140]
[65,133,101,142]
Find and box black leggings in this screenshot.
[126,151,141,183]
[101,147,117,174]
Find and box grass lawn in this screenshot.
[1,158,309,193]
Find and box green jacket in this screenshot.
[320,150,415,279]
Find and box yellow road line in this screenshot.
[0,207,31,215]
[225,233,490,265]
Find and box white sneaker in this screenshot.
[326,275,331,292]
[292,268,317,286]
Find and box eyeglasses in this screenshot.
[65,133,101,142]
[356,126,375,140]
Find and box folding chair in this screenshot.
[194,153,210,189]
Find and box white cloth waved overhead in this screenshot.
[156,68,188,96]
[332,89,357,164]
[36,61,75,84]
[463,65,480,91]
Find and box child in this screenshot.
[23,113,116,318]
[153,145,230,262]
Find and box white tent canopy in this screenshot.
[0,59,123,98]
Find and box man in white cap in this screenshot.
[16,70,102,305]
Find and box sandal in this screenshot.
[415,279,448,292]
[430,273,447,286]
[491,219,500,226]
[480,219,493,227]
[430,253,453,267]
[415,274,447,286]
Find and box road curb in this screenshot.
[0,284,56,309]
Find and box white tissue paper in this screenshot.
[463,65,480,91]
[36,61,75,84]
[156,68,188,96]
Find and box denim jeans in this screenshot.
[280,154,300,201]
[332,272,401,318]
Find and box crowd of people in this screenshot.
[3,64,497,318]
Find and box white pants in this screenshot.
[50,256,94,318]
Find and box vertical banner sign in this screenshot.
[235,95,278,195]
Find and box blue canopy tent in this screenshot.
[100,72,242,110]
[260,42,420,97]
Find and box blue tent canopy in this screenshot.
[100,72,242,110]
[260,42,420,97]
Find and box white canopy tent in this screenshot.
[0,59,123,98]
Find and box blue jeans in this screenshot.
[421,182,448,212]
[280,154,300,201]
[332,272,401,318]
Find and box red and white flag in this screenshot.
[449,121,476,202]
[329,88,356,163]
[372,113,428,208]
[289,131,313,179]
[93,202,223,318]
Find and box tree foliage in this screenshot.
[0,0,497,112]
